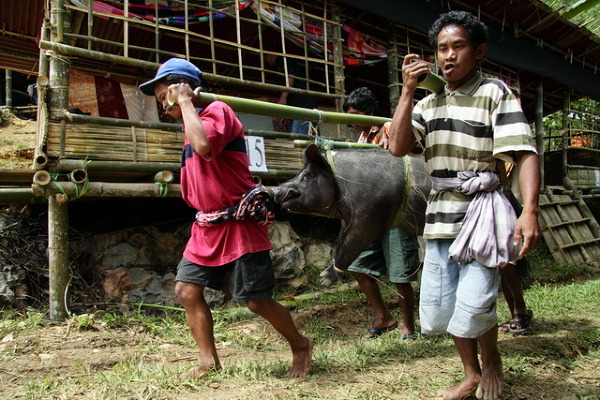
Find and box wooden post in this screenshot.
[4,69,12,107]
[332,5,345,138]
[48,194,70,320]
[535,75,544,189]
[388,24,400,113]
[47,0,71,321]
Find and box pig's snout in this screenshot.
[273,185,301,207]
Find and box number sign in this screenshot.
[245,136,268,172]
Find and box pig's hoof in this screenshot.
[319,264,342,287]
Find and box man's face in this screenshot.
[154,81,182,119]
[345,106,371,134]
[436,24,486,90]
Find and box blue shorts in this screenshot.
[419,239,499,338]
[347,228,420,283]
[176,251,275,303]
[290,119,310,135]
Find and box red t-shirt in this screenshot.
[180,101,272,266]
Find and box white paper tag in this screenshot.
[245,136,268,172]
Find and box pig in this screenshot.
[273,143,431,270]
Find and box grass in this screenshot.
[2,244,600,399]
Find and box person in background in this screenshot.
[140,58,313,379]
[321,87,420,341]
[498,262,532,334]
[27,83,37,106]
[388,11,540,400]
[265,45,317,134]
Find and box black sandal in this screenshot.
[498,320,512,333]
[509,309,533,334]
[365,321,399,338]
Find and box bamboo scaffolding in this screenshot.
[38,40,341,100]
[64,0,341,93]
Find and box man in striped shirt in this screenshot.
[389,11,540,400]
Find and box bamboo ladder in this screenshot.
[538,179,600,265]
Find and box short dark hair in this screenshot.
[428,11,488,49]
[343,87,378,115]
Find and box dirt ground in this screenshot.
[1,287,600,400]
[0,109,36,169]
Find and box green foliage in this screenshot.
[0,309,46,333]
[540,0,600,35]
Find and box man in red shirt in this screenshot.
[140,58,312,379]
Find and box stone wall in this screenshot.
[0,205,335,309]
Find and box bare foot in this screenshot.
[475,355,503,400]
[287,337,313,378]
[179,363,221,379]
[428,379,479,400]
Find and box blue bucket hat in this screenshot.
[139,58,202,96]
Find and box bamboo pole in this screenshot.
[33,170,52,186]
[56,0,65,44]
[48,194,69,321]
[87,0,93,50]
[52,110,183,130]
[293,140,379,149]
[332,5,344,139]
[154,170,174,184]
[32,182,183,198]
[0,189,41,205]
[47,0,72,322]
[124,0,129,58]
[209,0,216,75]
[52,159,181,173]
[388,24,400,113]
[235,0,243,81]
[192,91,391,126]
[535,75,544,190]
[4,70,12,107]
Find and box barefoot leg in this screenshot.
[176,282,222,378]
[247,298,313,378]
[476,326,504,400]
[434,336,481,400]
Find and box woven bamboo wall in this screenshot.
[46,121,304,172]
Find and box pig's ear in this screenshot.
[303,144,334,177]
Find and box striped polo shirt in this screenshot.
[411,72,537,239]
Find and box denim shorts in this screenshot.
[176,251,275,302]
[419,239,500,338]
[348,228,420,283]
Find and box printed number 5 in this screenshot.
[245,136,268,172]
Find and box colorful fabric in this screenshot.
[180,101,272,267]
[357,121,391,145]
[71,0,252,25]
[411,72,537,240]
[68,69,158,121]
[343,25,387,66]
[195,185,275,227]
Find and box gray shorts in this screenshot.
[348,228,420,283]
[176,251,275,302]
